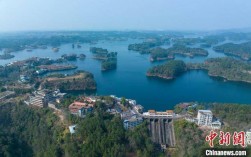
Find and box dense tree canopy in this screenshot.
[213,42,251,60]
[188,57,251,83]
[0,101,164,157]
[147,60,187,79]
[101,60,117,71]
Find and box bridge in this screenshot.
[143,110,176,149]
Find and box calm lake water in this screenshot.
[1,39,251,110]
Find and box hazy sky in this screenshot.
[0,0,251,31]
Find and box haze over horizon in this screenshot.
[0,0,251,32]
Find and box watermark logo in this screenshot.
[206,130,250,148]
[206,130,218,147]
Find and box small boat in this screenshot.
[77,44,82,48]
[52,48,59,52]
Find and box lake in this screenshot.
[1,39,251,110]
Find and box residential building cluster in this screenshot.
[25,89,65,108]
[68,97,96,118]
[184,109,222,130]
[110,95,144,130]
[196,110,221,129]
[121,110,143,130]
[176,102,222,130]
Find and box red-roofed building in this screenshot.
[69,101,93,117]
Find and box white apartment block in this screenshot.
[197,110,213,126]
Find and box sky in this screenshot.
[0,0,251,32]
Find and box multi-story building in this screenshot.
[197,110,213,126]
[29,90,53,108]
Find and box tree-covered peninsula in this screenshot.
[188,57,251,83]
[148,57,251,83]
[213,41,251,61]
[41,71,97,91]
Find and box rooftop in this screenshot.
[69,101,94,113]
[198,110,212,114]
[143,110,174,117]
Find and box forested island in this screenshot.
[90,47,118,71]
[79,54,86,59]
[128,41,162,54]
[101,60,117,71]
[61,54,77,61]
[149,47,174,62]
[128,37,171,54]
[213,41,251,61]
[90,47,108,54]
[128,41,208,62]
[147,60,187,79]
[0,52,15,59]
[167,44,208,57]
[90,47,117,60]
[61,54,86,60]
[149,45,208,62]
[148,57,251,83]
[41,71,97,91]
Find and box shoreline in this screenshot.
[207,73,251,84]
[146,73,174,80]
[147,69,251,84]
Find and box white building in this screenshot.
[133,105,144,113]
[143,110,174,118]
[197,110,213,126]
[128,99,137,106]
[69,125,77,134]
[211,120,221,130]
